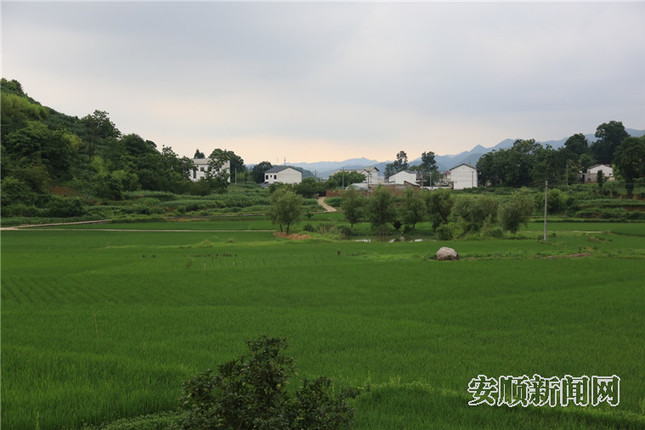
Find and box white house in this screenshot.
[360,167,380,186]
[388,170,419,185]
[191,158,231,182]
[264,166,302,184]
[582,164,614,183]
[447,164,478,189]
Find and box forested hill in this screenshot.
[1,78,238,218]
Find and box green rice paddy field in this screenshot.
[2,220,645,429]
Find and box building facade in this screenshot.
[264,166,303,184]
[447,164,478,189]
[191,158,231,182]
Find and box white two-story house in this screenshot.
[264,166,302,185]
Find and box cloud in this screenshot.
[3,2,644,164]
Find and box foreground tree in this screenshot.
[180,336,357,430]
[613,136,645,197]
[268,187,302,234]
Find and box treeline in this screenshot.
[1,79,240,217]
[338,187,534,239]
[476,125,645,196]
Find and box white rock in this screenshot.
[436,247,459,260]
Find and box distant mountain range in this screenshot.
[292,128,645,178]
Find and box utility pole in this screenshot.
[543,180,548,241]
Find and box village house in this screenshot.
[446,164,478,189]
[387,170,419,186]
[581,164,614,183]
[264,166,303,185]
[191,158,231,182]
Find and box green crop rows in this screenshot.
[2,222,645,429]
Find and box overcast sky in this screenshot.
[3,1,644,164]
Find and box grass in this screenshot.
[2,221,645,429]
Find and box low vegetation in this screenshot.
[2,220,644,429]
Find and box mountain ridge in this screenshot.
[292,129,645,178]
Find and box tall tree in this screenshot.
[563,133,589,157]
[419,151,440,186]
[591,121,629,164]
[385,150,409,178]
[80,110,120,161]
[251,161,273,183]
[613,136,645,197]
[193,149,205,159]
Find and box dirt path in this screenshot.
[0,219,111,231]
[317,196,338,213]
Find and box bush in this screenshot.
[180,336,357,430]
[302,224,315,232]
[47,196,86,217]
[499,192,534,234]
[436,222,457,240]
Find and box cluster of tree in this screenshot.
[476,122,645,196]
[180,336,358,430]
[1,79,242,215]
[340,187,535,237]
[384,150,441,185]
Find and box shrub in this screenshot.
[47,196,86,217]
[436,222,457,240]
[499,192,534,234]
[302,224,315,232]
[338,225,353,238]
[179,336,357,430]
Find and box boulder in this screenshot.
[436,247,459,261]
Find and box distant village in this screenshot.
[190,157,614,191]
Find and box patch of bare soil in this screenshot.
[273,232,311,240]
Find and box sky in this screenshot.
[2,1,644,165]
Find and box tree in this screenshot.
[205,149,231,193]
[498,192,535,234]
[613,136,645,197]
[180,336,356,430]
[252,161,273,183]
[193,149,205,159]
[326,171,366,189]
[401,188,426,229]
[451,196,499,233]
[367,186,396,230]
[564,133,589,157]
[591,121,629,164]
[425,188,453,229]
[268,188,302,234]
[418,151,440,186]
[385,151,409,179]
[341,189,365,228]
[80,110,120,161]
[294,177,325,198]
